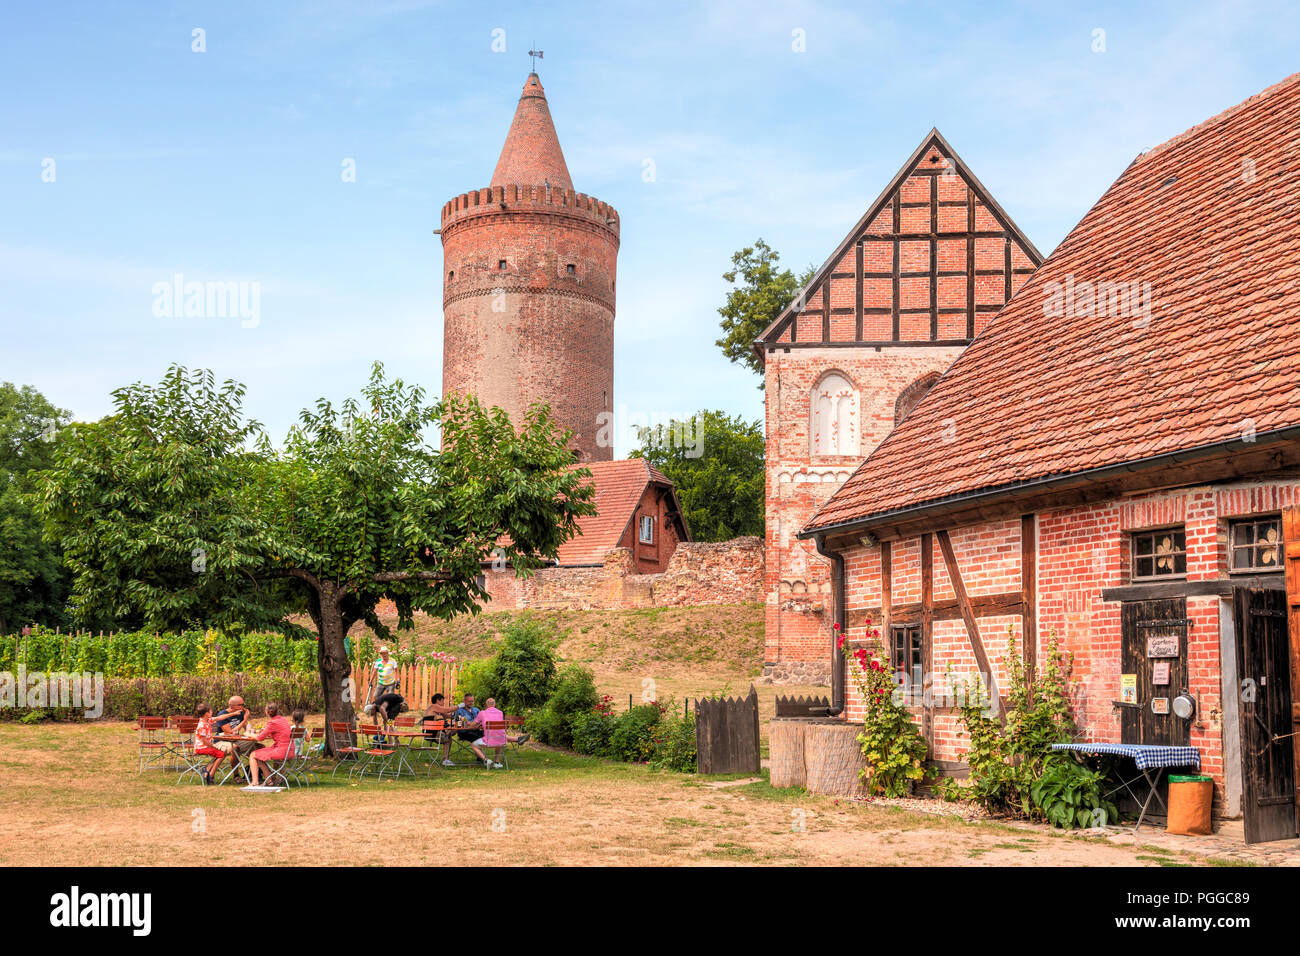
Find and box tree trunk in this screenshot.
[315,585,355,755]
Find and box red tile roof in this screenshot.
[557,459,675,565]
[491,72,574,191]
[806,71,1300,533]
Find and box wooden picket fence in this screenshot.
[352,659,462,710]
[694,685,761,775]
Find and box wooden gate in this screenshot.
[695,685,760,775]
[1235,586,1297,843]
[1119,599,1190,746]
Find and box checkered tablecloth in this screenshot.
[1051,743,1200,771]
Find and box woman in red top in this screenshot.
[248,703,292,786]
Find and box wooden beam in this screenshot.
[1100,576,1284,602]
[881,540,892,637]
[1021,513,1037,685]
[1283,506,1300,823]
[847,590,1023,629]
[937,529,1003,712]
[854,240,864,341]
[921,532,934,747]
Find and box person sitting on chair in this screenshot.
[464,697,529,769]
[193,704,226,785]
[212,696,254,782]
[248,703,292,787]
[439,692,480,767]
[422,693,455,738]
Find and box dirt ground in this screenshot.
[0,723,1230,867]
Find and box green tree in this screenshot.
[715,239,815,382]
[632,410,763,541]
[31,364,595,745]
[0,383,72,633]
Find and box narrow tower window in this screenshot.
[566,263,576,275]
[498,259,507,270]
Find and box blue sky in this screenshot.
[3,0,1298,455]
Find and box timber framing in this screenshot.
[752,128,1043,360]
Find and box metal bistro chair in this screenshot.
[137,717,169,773]
[355,723,397,781]
[260,727,305,789]
[291,727,325,786]
[416,718,448,775]
[174,727,212,785]
[482,719,510,770]
[328,721,364,779]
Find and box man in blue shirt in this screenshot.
[441,693,480,766]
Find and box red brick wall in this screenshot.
[441,184,619,462]
[836,478,1300,815]
[762,346,963,682]
[614,484,684,574]
[477,537,764,611]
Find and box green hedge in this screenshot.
[0,670,325,722]
[0,626,317,677]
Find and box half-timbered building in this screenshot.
[797,72,1300,841]
[754,131,1042,683]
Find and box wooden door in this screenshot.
[1284,506,1300,822]
[1235,586,1297,843]
[1119,599,1190,746]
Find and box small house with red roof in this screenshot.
[554,459,690,573]
[783,72,1300,843]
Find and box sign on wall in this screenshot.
[1120,674,1137,705]
[1146,632,1180,658]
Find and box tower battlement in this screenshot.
[440,184,620,242]
[439,72,619,462]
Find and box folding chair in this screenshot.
[354,723,397,781]
[329,721,364,779]
[415,718,448,775]
[174,730,212,785]
[285,727,321,786]
[260,728,304,789]
[482,720,510,770]
[137,717,168,772]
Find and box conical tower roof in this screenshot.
[490,72,574,190]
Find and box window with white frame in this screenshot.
[639,515,654,544]
[1229,516,1282,572]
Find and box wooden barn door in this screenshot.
[1119,599,1190,746]
[1235,586,1297,843]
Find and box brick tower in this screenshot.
[440,72,620,461]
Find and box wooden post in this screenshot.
[1283,506,1300,821]
[881,540,893,638]
[921,532,933,748]
[937,529,1004,714]
[1021,513,1037,691]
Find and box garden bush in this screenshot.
[607,703,664,763]
[526,664,599,749]
[648,702,697,773]
[456,617,559,713]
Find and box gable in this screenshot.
[755,130,1042,359]
[803,71,1300,536]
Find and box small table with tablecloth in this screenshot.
[1050,743,1201,832]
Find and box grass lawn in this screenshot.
[0,722,1223,867]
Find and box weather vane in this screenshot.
[529,48,543,71]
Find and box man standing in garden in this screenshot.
[373,646,399,700]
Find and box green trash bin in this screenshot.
[1166,774,1213,835]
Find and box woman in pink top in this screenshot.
[248,703,291,785]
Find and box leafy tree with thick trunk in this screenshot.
[31,365,595,747]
